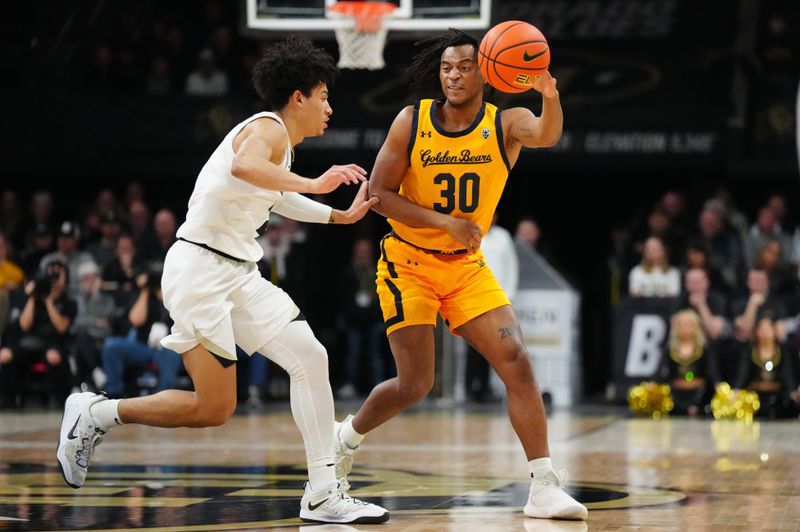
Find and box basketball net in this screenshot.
[329,1,396,70]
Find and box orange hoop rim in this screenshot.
[329,1,397,32]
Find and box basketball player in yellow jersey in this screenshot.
[334,29,587,520]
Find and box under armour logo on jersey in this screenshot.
[481,128,490,139]
[420,131,432,138]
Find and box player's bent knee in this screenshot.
[191,407,232,427]
[397,379,433,405]
[499,348,536,386]
[304,341,328,371]
[189,398,236,427]
[285,338,329,381]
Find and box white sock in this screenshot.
[308,462,338,492]
[529,457,553,479]
[90,399,123,431]
[341,418,364,449]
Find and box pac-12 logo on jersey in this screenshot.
[481,128,490,139]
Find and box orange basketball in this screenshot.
[478,20,549,94]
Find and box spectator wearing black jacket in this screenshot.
[0,260,76,407]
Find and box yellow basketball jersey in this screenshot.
[389,99,511,252]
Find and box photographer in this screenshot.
[100,262,182,398]
[39,221,94,299]
[0,260,76,407]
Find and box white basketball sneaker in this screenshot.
[333,415,357,491]
[56,392,109,488]
[524,469,588,520]
[299,482,389,524]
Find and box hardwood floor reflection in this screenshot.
[0,406,798,530]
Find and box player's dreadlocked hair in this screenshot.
[252,36,339,110]
[408,28,480,96]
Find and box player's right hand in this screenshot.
[446,218,482,254]
[312,164,367,194]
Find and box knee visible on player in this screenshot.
[260,321,329,379]
[189,392,237,427]
[497,347,536,388]
[188,373,237,426]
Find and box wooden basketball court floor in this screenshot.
[1,404,798,531]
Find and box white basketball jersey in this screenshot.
[177,112,292,262]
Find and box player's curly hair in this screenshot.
[408,28,483,97]
[252,36,339,109]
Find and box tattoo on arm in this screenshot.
[498,325,522,340]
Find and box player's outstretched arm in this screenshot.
[231,119,366,194]
[330,181,380,224]
[506,72,563,149]
[272,182,378,225]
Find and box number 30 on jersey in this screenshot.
[433,172,481,214]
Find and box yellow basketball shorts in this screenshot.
[375,233,511,336]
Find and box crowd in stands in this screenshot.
[84,0,263,98]
[0,185,186,408]
[611,189,800,418]
[0,184,398,410]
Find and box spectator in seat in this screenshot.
[731,269,787,343]
[628,236,680,298]
[681,238,728,296]
[20,224,54,280]
[630,204,683,266]
[0,232,23,292]
[514,215,559,268]
[127,200,154,253]
[39,221,94,299]
[0,260,76,407]
[659,190,691,247]
[72,261,116,392]
[87,210,123,269]
[100,263,182,398]
[24,191,55,244]
[0,232,24,338]
[0,190,24,248]
[753,240,798,313]
[102,233,141,298]
[185,48,228,97]
[141,209,177,262]
[146,55,172,95]
[744,207,793,268]
[675,267,730,341]
[694,205,745,294]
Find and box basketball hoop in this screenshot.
[328,1,396,70]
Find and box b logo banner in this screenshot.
[613,297,677,400]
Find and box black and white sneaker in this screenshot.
[56,392,109,488]
[299,482,389,524]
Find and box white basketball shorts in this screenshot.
[160,239,299,361]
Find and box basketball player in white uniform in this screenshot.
[57,37,389,524]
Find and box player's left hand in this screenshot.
[531,71,558,98]
[330,181,380,224]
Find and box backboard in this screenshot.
[245,0,492,36]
